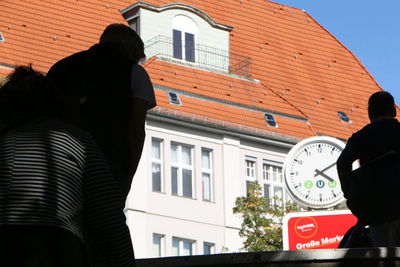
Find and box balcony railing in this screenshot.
[145,35,251,78]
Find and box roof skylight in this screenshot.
[168,92,182,105]
[264,113,277,127]
[338,111,351,123]
[0,32,5,42]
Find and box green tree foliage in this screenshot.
[233,181,299,251]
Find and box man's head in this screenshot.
[368,91,396,121]
[99,23,145,64]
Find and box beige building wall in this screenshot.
[125,117,292,258]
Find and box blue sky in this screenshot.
[271,0,400,106]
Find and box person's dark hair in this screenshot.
[0,65,64,131]
[368,91,396,120]
[99,23,145,64]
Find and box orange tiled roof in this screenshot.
[153,89,314,140]
[0,0,397,141]
[143,58,305,118]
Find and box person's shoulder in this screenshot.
[392,118,400,126]
[132,63,147,74]
[57,49,90,65]
[48,52,88,78]
[344,123,372,145]
[131,64,151,82]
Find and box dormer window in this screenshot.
[264,113,277,128]
[122,5,140,35]
[123,2,250,76]
[172,15,197,62]
[168,92,182,105]
[338,111,351,123]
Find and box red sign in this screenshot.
[283,210,357,250]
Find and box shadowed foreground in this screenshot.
[136,248,400,267]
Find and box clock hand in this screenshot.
[314,169,334,182]
[313,162,336,177]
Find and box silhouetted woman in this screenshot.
[0,66,135,266]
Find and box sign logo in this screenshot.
[294,217,318,238]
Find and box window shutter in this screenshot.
[185,32,195,62]
[173,30,182,59]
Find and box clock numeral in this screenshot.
[316,180,325,188]
[317,144,323,153]
[294,159,303,165]
[304,148,311,156]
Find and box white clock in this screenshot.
[283,136,346,209]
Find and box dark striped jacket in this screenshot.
[0,116,135,267]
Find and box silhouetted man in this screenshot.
[47,24,156,199]
[47,24,156,266]
[337,91,400,246]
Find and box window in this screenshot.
[172,15,197,62]
[171,143,194,198]
[263,163,284,207]
[203,242,214,255]
[152,139,163,192]
[172,237,195,256]
[153,234,164,257]
[172,30,195,62]
[264,113,277,127]
[0,32,4,43]
[173,29,183,60]
[168,92,182,105]
[201,149,213,201]
[338,111,351,123]
[185,32,195,62]
[245,157,257,194]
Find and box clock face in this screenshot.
[283,136,345,209]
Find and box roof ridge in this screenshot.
[267,0,304,13]
[302,9,385,92]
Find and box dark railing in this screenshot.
[136,248,400,267]
[145,35,251,78]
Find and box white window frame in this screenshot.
[172,15,198,63]
[201,148,213,202]
[172,237,195,256]
[203,242,215,255]
[171,143,195,198]
[245,157,256,179]
[152,138,164,192]
[262,161,285,207]
[152,233,165,257]
[245,157,257,193]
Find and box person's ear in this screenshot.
[368,106,374,121]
